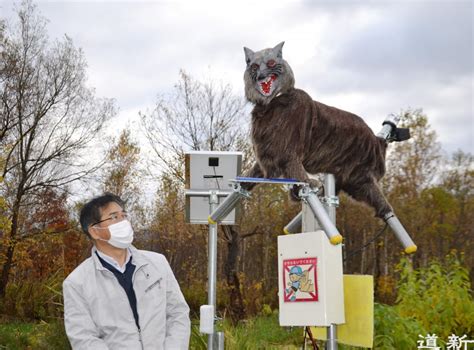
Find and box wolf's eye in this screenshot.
[251,63,259,71]
[267,60,276,68]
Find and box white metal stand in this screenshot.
[186,189,234,350]
[207,191,219,350]
[324,174,338,350]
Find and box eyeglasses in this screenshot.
[91,211,128,227]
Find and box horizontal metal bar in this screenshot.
[185,189,233,198]
[231,177,307,186]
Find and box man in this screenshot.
[63,193,190,349]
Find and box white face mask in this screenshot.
[95,219,134,249]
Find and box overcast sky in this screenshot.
[1,0,473,156]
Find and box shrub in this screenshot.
[0,322,32,349]
[374,303,427,349]
[396,252,474,339]
[0,319,70,350]
[3,269,64,320]
[181,281,207,317]
[28,319,70,350]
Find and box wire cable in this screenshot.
[343,223,388,262]
[303,326,319,349]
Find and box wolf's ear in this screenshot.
[244,47,255,65]
[273,41,285,58]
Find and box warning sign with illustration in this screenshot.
[283,257,318,302]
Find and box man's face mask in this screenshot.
[96,219,134,249]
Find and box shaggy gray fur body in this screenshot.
[243,42,393,218]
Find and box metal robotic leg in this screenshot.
[299,185,343,245]
[208,183,250,224]
[384,212,417,254]
[283,211,302,234]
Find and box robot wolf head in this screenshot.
[243,42,295,105]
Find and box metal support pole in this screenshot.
[207,191,219,350]
[327,324,338,350]
[323,175,337,223]
[324,174,338,350]
[215,332,225,349]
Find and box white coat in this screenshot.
[63,246,190,349]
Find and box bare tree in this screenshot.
[141,69,249,181]
[1,17,18,145]
[0,1,115,298]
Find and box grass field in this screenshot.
[190,314,305,349]
[0,314,308,350]
[0,322,32,349]
[0,314,376,349]
[0,307,440,349]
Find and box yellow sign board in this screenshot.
[310,275,374,348]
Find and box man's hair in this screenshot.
[79,193,125,237]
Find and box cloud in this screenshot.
[1,0,472,155]
[290,1,473,153]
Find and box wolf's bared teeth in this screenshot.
[257,74,276,95]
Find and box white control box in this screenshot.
[278,231,345,326]
[184,151,242,225]
[199,305,214,334]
